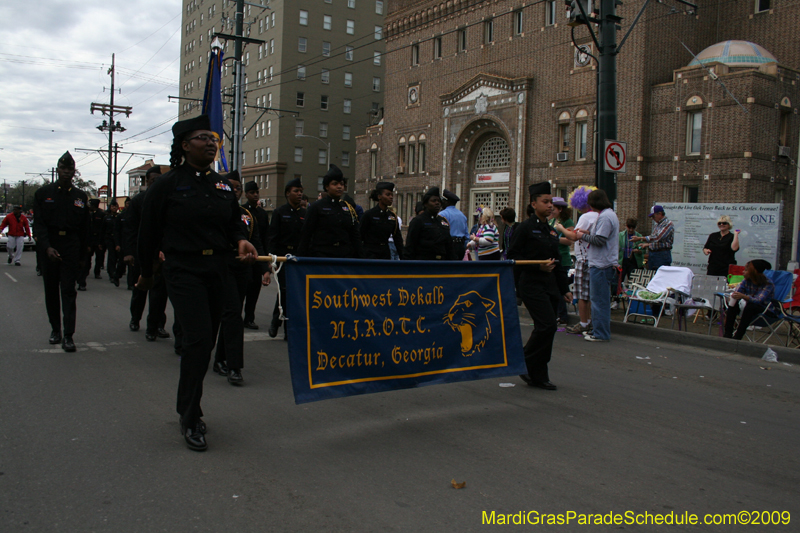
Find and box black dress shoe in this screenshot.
[213,361,228,376]
[37,269,42,276]
[156,328,170,339]
[520,374,557,390]
[62,336,76,352]
[145,331,157,341]
[227,369,243,385]
[181,417,206,435]
[180,420,207,451]
[268,319,279,338]
[129,321,140,332]
[77,285,87,291]
[243,321,259,330]
[49,330,62,344]
[112,277,120,287]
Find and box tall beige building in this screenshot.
[179,0,386,212]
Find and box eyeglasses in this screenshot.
[186,134,221,144]
[717,222,729,226]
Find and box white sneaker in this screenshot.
[584,334,609,342]
[610,301,619,310]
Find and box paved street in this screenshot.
[2,250,799,532]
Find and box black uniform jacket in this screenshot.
[360,206,404,260]
[245,201,270,254]
[33,182,90,254]
[297,196,362,258]
[137,164,248,278]
[124,191,146,260]
[102,212,118,246]
[506,215,569,295]
[267,202,306,256]
[237,204,269,275]
[88,209,105,247]
[403,212,456,261]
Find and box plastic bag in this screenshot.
[762,348,779,363]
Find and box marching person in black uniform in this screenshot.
[103,202,122,287]
[77,198,105,287]
[507,182,573,391]
[241,180,270,330]
[137,115,257,451]
[297,164,362,259]
[267,177,306,339]
[213,172,271,384]
[360,181,404,260]
[403,187,455,261]
[124,165,170,340]
[33,151,90,352]
[117,197,135,290]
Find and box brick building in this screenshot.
[355,0,800,265]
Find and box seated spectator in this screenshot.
[724,260,774,340]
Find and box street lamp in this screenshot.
[295,134,330,168]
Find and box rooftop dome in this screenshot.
[688,40,777,67]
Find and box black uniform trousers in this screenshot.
[129,261,169,332]
[243,267,262,325]
[78,245,105,285]
[41,236,80,336]
[163,254,227,426]
[518,274,560,382]
[214,264,248,370]
[271,266,288,334]
[106,240,126,281]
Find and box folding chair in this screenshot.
[745,270,794,344]
[624,267,693,328]
[671,275,728,331]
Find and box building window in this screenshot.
[411,44,420,66]
[294,147,303,163]
[408,142,416,174]
[346,20,355,35]
[298,37,307,53]
[370,145,379,178]
[342,152,351,167]
[376,0,384,14]
[683,185,699,203]
[323,15,332,30]
[345,46,354,60]
[319,122,328,138]
[373,77,381,92]
[321,95,329,110]
[546,0,557,26]
[299,10,308,26]
[459,29,467,52]
[374,26,382,40]
[484,19,494,44]
[348,0,356,7]
[321,69,330,84]
[475,137,511,170]
[296,92,305,107]
[258,44,263,59]
[374,51,381,65]
[418,134,427,172]
[271,12,275,28]
[687,111,702,155]
[434,36,442,58]
[397,137,407,172]
[344,72,353,87]
[322,42,331,56]
[268,66,273,80]
[343,99,352,114]
[267,93,272,107]
[318,149,328,165]
[267,120,272,135]
[577,122,588,160]
[342,125,351,140]
[270,39,274,54]
[254,149,259,162]
[780,109,791,147]
[297,65,306,80]
[295,119,304,135]
[266,147,271,161]
[756,0,770,12]
[514,10,523,35]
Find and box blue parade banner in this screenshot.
[285,258,526,404]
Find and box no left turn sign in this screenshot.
[604,141,627,173]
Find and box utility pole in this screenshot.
[91,54,131,200]
[74,147,154,201]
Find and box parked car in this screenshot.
[0,214,35,251]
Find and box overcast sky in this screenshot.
[0,0,182,196]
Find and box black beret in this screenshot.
[89,198,101,207]
[422,186,441,204]
[172,115,211,140]
[224,170,241,182]
[443,189,460,203]
[58,151,75,168]
[529,181,551,198]
[322,164,345,189]
[244,181,259,192]
[376,181,394,192]
[284,177,303,193]
[750,259,772,274]
[145,165,162,177]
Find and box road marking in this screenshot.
[5,273,17,282]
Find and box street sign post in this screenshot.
[98,185,109,198]
[604,141,627,173]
